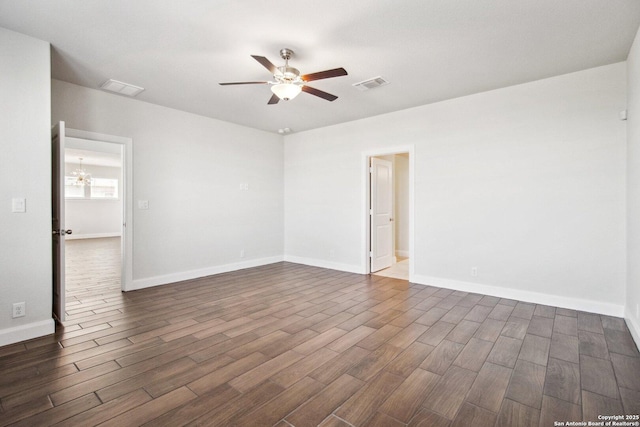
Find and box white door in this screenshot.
[370,157,393,272]
[52,122,68,322]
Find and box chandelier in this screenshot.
[72,158,92,186]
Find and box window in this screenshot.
[64,176,86,198]
[90,178,118,198]
[65,177,119,199]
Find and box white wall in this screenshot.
[284,62,627,315]
[626,27,640,345]
[394,154,410,257]
[0,28,54,345]
[52,80,284,289]
[65,163,122,239]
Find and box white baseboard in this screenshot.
[625,309,640,352]
[66,232,121,240]
[129,256,284,291]
[284,255,364,274]
[395,250,410,258]
[0,319,55,347]
[410,274,625,317]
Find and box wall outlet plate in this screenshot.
[12,302,25,318]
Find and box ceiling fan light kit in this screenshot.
[220,48,347,104]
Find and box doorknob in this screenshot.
[52,229,73,235]
[389,218,395,222]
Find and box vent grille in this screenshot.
[100,79,145,97]
[352,76,389,91]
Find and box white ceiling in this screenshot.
[1,0,639,134]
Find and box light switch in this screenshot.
[12,198,26,213]
[138,200,149,210]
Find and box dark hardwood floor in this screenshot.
[1,238,639,426]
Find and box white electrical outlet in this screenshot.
[240,249,245,258]
[12,302,25,318]
[471,267,478,277]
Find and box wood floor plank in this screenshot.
[543,357,581,405]
[446,320,481,344]
[285,374,365,427]
[417,321,456,346]
[466,362,513,412]
[55,388,152,427]
[420,339,465,375]
[11,393,101,427]
[539,394,581,427]
[610,352,640,391]
[187,379,285,426]
[422,365,478,420]
[385,341,435,378]
[408,408,452,427]
[501,316,530,340]
[620,387,640,415]
[452,337,493,372]
[99,386,197,427]
[335,371,405,426]
[604,328,640,357]
[349,343,403,381]
[549,332,580,364]
[326,325,376,352]
[234,376,325,427]
[356,324,403,350]
[580,354,619,399]
[504,360,546,409]
[450,402,497,427]
[518,334,550,366]
[142,384,240,427]
[270,348,339,388]
[581,390,623,422]
[553,315,578,336]
[578,330,610,359]
[526,315,554,338]
[379,368,440,423]
[187,352,268,395]
[487,335,523,368]
[495,398,539,427]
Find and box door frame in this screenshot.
[362,145,415,278]
[65,128,133,291]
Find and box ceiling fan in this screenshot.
[219,48,348,104]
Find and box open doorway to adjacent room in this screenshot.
[63,138,123,317]
[366,150,412,281]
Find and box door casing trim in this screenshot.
[362,145,415,278]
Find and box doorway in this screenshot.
[52,123,133,322]
[64,141,123,310]
[363,146,414,281]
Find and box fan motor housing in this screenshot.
[277,66,300,81]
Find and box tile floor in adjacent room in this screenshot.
[0,238,638,426]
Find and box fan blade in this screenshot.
[301,85,338,101]
[301,67,347,82]
[251,55,281,75]
[267,94,280,105]
[219,81,269,85]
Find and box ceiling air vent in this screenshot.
[100,79,145,97]
[352,76,389,91]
